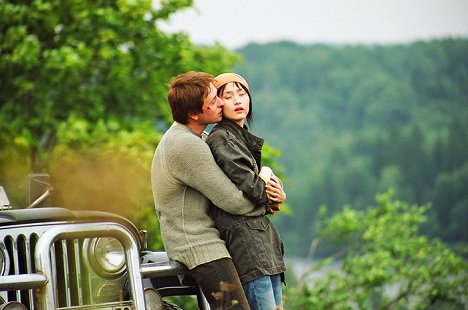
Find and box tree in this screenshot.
[0,0,239,250]
[432,163,468,243]
[285,192,467,310]
[235,40,468,255]
[0,0,238,170]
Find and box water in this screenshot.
[286,257,341,283]
[286,257,404,301]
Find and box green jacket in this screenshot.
[151,122,265,270]
[206,119,286,284]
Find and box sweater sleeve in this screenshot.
[209,134,268,206]
[168,132,263,216]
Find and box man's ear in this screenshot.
[188,113,199,121]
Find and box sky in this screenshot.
[158,0,468,48]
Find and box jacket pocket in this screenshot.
[245,216,270,231]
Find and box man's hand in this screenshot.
[266,178,286,204]
[266,203,281,215]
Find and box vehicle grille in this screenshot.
[0,224,121,309]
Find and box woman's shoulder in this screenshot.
[206,125,231,144]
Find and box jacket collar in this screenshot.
[215,118,264,149]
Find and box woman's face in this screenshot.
[220,82,250,127]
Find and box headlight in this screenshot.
[0,301,28,309]
[89,237,126,278]
[144,288,163,310]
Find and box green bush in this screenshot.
[284,192,467,310]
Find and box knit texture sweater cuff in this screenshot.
[172,241,231,270]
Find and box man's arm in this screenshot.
[170,134,264,215]
[209,137,268,206]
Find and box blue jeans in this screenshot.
[243,274,282,310]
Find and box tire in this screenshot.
[162,301,183,310]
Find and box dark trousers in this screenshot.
[188,258,250,310]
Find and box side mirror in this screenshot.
[0,186,11,210]
[27,173,53,208]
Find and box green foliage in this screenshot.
[235,39,468,256]
[0,0,238,249]
[285,192,467,310]
[2,0,467,281]
[45,116,163,248]
[162,296,199,310]
[0,0,238,168]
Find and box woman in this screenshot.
[206,73,287,310]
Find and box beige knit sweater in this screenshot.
[151,122,264,269]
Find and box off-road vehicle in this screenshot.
[0,174,207,309]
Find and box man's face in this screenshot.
[197,83,224,125]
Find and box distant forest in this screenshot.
[233,39,468,257]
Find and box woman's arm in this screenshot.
[209,136,268,206]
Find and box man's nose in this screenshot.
[217,97,224,107]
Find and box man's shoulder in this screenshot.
[165,124,201,144]
[162,124,209,162]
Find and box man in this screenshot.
[151,71,266,309]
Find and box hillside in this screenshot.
[233,39,468,256]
